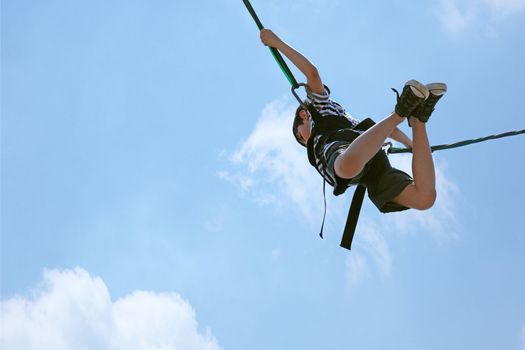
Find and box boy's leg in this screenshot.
[334,113,404,178]
[334,80,430,179]
[392,82,447,210]
[392,118,436,210]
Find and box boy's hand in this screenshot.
[260,29,282,48]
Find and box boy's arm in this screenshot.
[260,29,324,95]
[389,127,413,149]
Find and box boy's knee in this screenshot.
[414,190,437,210]
[334,155,363,179]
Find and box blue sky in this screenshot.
[2,0,525,349]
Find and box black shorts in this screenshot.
[325,141,413,213]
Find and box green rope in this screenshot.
[388,129,525,154]
[243,0,299,88]
[269,48,299,88]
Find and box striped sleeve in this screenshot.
[304,84,360,126]
[305,85,331,113]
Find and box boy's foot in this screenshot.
[411,83,447,123]
[394,80,430,119]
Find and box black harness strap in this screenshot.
[338,119,377,250]
[340,184,366,250]
[304,102,375,249]
[319,180,327,239]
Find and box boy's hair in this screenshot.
[292,105,307,147]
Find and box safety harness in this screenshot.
[304,103,376,250]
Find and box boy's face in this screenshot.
[297,109,311,145]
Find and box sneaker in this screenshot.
[393,80,430,119]
[411,82,447,123]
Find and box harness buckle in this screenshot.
[291,83,308,107]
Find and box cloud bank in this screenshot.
[0,268,221,350]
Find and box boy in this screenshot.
[260,28,446,216]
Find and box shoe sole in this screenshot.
[426,82,447,96]
[405,79,430,100]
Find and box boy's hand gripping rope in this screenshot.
[242,0,300,90]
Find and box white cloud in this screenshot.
[486,0,525,15]
[345,221,393,286]
[437,0,475,34]
[436,0,525,34]
[359,222,392,276]
[345,252,368,286]
[0,268,221,350]
[221,99,323,221]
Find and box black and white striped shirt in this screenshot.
[305,85,360,126]
[305,85,361,186]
